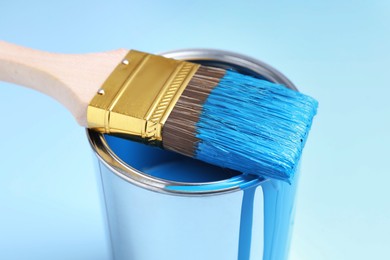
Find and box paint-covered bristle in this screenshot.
[163,66,318,182]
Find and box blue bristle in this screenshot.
[194,70,318,182]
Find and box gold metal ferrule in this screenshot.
[87,50,200,145]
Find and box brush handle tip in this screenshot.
[0,40,128,126]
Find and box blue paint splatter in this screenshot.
[194,70,318,182]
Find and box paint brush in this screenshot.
[0,41,317,182]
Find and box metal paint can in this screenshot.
[87,49,299,260]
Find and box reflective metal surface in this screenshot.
[162,49,297,91]
[88,49,297,195]
[88,49,300,260]
[88,50,200,144]
[87,129,263,196]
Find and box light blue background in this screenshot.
[0,1,389,259]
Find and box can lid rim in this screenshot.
[87,49,295,195]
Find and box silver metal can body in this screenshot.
[88,49,299,260]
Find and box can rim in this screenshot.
[87,49,296,196]
[161,48,297,90]
[87,129,265,196]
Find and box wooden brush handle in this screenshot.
[0,41,128,126]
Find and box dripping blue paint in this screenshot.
[195,70,318,182]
